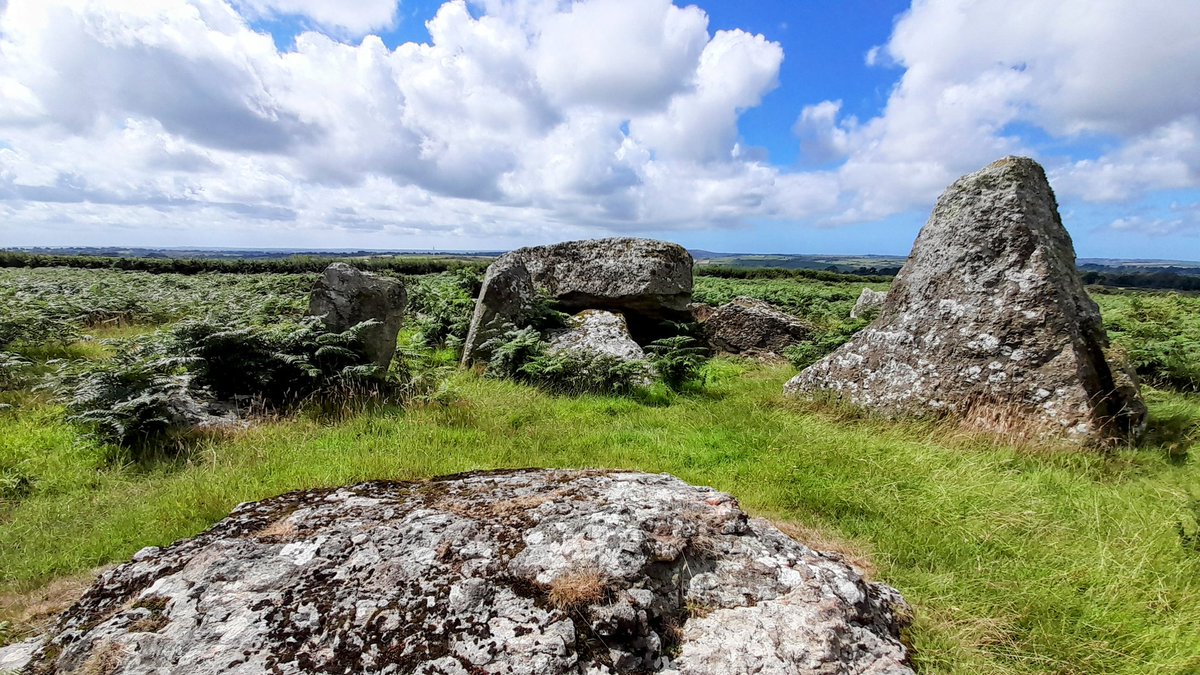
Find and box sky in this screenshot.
[0,0,1198,259]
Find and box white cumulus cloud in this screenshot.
[798,0,1200,228]
[0,0,809,247]
[231,0,400,35]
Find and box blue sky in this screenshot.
[1,0,1198,258]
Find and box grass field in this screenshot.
[2,267,1199,674]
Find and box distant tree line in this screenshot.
[694,265,893,284]
[0,251,489,276]
[697,262,1200,292]
[4,250,1198,292]
[1080,270,1200,292]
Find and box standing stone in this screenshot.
[463,238,693,364]
[785,157,1146,444]
[696,297,811,358]
[308,263,407,368]
[850,287,887,319]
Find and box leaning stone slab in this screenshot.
[785,157,1146,444]
[24,470,913,674]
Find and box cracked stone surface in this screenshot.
[463,238,693,364]
[24,470,913,674]
[785,156,1146,444]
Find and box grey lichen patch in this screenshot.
[26,470,914,674]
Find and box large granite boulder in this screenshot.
[695,297,810,358]
[308,263,407,368]
[23,470,913,674]
[463,238,693,365]
[785,157,1146,444]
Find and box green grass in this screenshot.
[2,266,1199,673]
[2,361,1198,674]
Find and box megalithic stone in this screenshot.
[785,156,1146,445]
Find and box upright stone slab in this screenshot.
[463,238,693,364]
[785,157,1146,443]
[850,287,887,319]
[308,263,407,368]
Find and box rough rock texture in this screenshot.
[548,310,648,362]
[786,157,1146,443]
[850,288,887,320]
[696,297,810,358]
[463,238,693,364]
[26,470,913,675]
[308,263,407,368]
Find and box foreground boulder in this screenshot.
[695,297,810,358]
[463,238,692,364]
[308,263,407,368]
[786,157,1146,443]
[850,288,887,320]
[26,470,913,674]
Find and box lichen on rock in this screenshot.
[462,238,693,365]
[785,156,1146,444]
[25,470,913,674]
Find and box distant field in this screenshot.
[1,266,1199,674]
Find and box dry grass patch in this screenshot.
[0,568,108,645]
[548,568,607,610]
[252,516,299,541]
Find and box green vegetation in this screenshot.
[480,326,654,396]
[1095,290,1200,391]
[0,266,1198,674]
[0,250,489,276]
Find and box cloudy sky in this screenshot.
[1,0,1198,258]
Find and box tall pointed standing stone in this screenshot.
[785,157,1146,444]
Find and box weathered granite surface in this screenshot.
[309,263,407,368]
[696,297,810,358]
[547,310,648,363]
[24,470,913,674]
[850,288,887,320]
